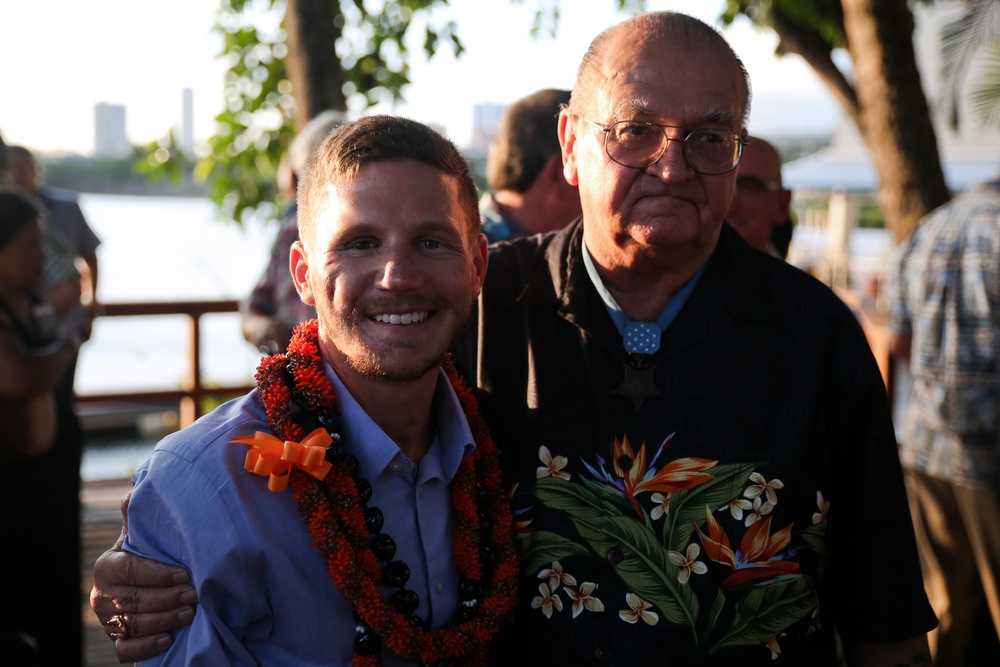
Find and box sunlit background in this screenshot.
[0,0,839,156]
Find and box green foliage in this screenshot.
[142,0,462,226]
[971,44,1000,129]
[857,204,885,229]
[938,0,1000,130]
[134,131,198,186]
[194,1,296,225]
[137,0,643,226]
[719,0,846,54]
[133,0,646,224]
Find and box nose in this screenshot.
[376,247,422,290]
[644,136,692,182]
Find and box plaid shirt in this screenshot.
[890,180,1000,488]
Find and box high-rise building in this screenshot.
[181,87,194,154]
[470,102,507,154]
[94,102,130,157]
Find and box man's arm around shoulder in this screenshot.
[90,492,198,663]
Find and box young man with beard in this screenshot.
[100,115,517,666]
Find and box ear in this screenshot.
[558,110,580,186]
[290,239,316,306]
[471,233,489,299]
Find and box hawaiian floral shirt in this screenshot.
[454,221,936,665]
[890,180,1000,489]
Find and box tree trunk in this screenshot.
[840,0,951,241]
[284,0,346,128]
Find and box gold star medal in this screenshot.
[613,322,663,411]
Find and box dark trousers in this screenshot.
[0,365,84,667]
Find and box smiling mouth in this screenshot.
[372,311,429,325]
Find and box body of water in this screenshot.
[76,193,275,480]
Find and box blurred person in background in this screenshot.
[726,135,792,258]
[5,145,101,667]
[6,146,100,322]
[240,110,344,354]
[480,88,581,243]
[0,190,82,665]
[889,173,1000,666]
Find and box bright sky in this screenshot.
[0,0,841,156]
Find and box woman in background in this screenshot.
[0,189,82,665]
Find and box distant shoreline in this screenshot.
[39,153,208,199]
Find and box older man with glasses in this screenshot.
[470,13,935,664]
[91,11,934,666]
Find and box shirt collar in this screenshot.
[580,239,709,336]
[323,361,476,483]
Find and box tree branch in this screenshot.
[768,5,860,127]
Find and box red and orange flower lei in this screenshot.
[251,320,519,666]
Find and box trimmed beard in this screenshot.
[329,298,473,384]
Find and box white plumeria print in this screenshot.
[650,492,672,520]
[536,445,571,480]
[719,497,753,520]
[744,496,774,527]
[619,593,659,626]
[538,561,577,592]
[531,582,563,618]
[744,472,784,505]
[667,543,709,585]
[766,636,782,660]
[566,582,605,618]
[812,490,830,524]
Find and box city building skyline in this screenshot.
[94,102,129,157]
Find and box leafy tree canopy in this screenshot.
[139,0,644,226]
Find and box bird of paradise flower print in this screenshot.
[516,434,830,657]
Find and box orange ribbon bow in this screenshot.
[229,428,334,492]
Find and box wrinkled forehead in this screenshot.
[587,33,747,129]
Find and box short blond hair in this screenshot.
[297,115,480,250]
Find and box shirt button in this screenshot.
[437,581,444,593]
[595,644,613,661]
[389,460,402,472]
[606,547,624,564]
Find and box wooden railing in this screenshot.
[75,300,254,428]
[75,290,897,431]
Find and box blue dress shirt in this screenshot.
[125,364,476,666]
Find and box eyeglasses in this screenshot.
[582,118,746,174]
[736,176,783,194]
